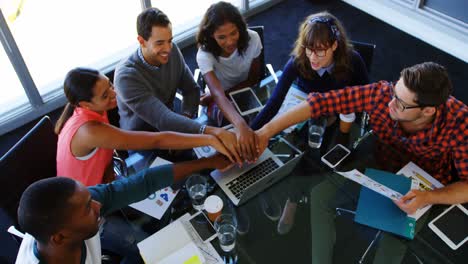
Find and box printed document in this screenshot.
[129,158,179,219]
[396,162,443,219]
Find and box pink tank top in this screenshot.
[57,107,113,186]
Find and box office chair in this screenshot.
[107,107,129,177]
[351,40,376,137]
[249,25,279,95]
[0,115,57,235]
[0,116,57,251]
[350,40,376,74]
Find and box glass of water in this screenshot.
[214,214,237,252]
[185,174,208,210]
[308,117,327,149]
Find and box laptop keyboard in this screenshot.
[226,158,279,199]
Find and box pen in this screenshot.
[197,246,217,261]
[353,130,373,150]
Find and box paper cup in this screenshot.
[204,195,223,222]
[339,113,356,133]
[339,120,353,133]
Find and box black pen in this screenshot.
[353,130,373,150]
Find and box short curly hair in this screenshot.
[18,177,77,243]
[196,1,249,59]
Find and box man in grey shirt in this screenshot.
[115,8,243,164]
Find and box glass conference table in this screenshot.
[124,77,467,264]
[125,123,466,264]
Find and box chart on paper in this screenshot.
[336,169,404,200]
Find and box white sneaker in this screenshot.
[277,199,297,235]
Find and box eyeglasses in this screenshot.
[302,46,328,58]
[390,85,425,112]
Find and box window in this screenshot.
[151,0,242,36]
[423,0,467,24]
[0,0,278,135]
[7,0,141,97]
[342,0,467,62]
[0,49,28,115]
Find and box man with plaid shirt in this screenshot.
[258,61,467,263]
[257,61,468,214]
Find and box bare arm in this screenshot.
[204,72,258,161]
[172,154,232,182]
[72,121,235,162]
[256,101,311,154]
[428,181,468,204]
[204,71,248,129]
[395,181,468,214]
[258,100,311,138]
[205,126,242,165]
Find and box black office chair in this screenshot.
[350,40,376,74]
[350,40,376,137]
[248,26,266,80]
[0,115,57,237]
[106,106,129,177]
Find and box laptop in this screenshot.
[210,136,304,206]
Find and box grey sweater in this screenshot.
[114,44,201,133]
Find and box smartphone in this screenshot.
[188,211,217,243]
[321,144,351,168]
[428,204,468,250]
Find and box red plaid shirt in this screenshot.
[307,81,468,185]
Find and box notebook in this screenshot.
[138,218,205,264]
[138,213,223,264]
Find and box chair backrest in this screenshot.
[0,116,57,230]
[249,25,266,79]
[350,40,376,73]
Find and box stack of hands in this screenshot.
[206,125,272,168]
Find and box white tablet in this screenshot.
[229,87,263,116]
[428,204,468,250]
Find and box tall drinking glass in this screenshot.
[214,214,237,252]
[185,174,208,210]
[308,117,327,148]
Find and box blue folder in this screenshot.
[354,168,416,239]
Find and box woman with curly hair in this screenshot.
[196,1,263,162]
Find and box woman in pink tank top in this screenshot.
[55,67,234,186]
